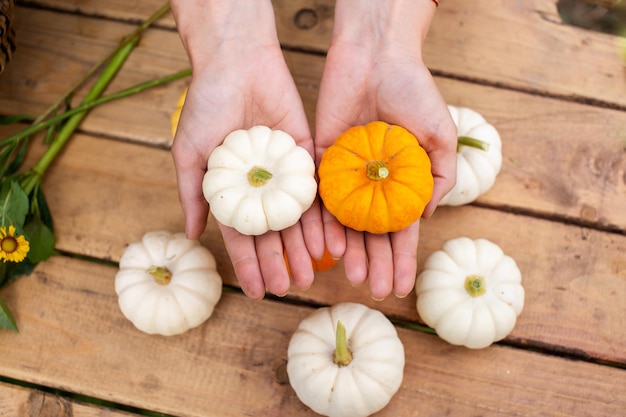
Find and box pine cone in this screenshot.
[0,0,16,74]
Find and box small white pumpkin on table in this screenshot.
[439,105,503,206]
[415,237,525,349]
[287,302,405,417]
[115,230,222,336]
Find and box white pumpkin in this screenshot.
[115,230,222,336]
[203,125,317,235]
[287,302,404,417]
[438,106,502,206]
[415,237,524,349]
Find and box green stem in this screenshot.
[247,166,274,187]
[147,265,173,285]
[457,136,490,152]
[27,38,139,183]
[366,160,389,181]
[393,320,437,335]
[464,274,487,297]
[333,320,353,367]
[1,68,191,149]
[31,3,171,125]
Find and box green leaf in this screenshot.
[43,120,62,145]
[24,217,55,263]
[34,186,54,230]
[0,296,18,332]
[0,114,35,125]
[0,257,35,288]
[5,137,30,176]
[0,180,29,228]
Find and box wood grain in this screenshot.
[6,130,625,365]
[1,1,625,415]
[1,8,625,232]
[0,255,624,417]
[17,0,626,107]
[0,382,137,417]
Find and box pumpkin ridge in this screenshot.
[220,148,250,169]
[171,282,220,306]
[387,177,433,201]
[294,326,333,347]
[425,289,467,326]
[331,179,375,209]
[208,185,248,224]
[120,275,160,292]
[332,369,371,413]
[350,363,397,397]
[329,304,371,346]
[333,143,371,163]
[379,143,419,165]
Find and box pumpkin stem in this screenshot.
[333,320,353,367]
[366,160,389,181]
[457,136,490,152]
[464,274,486,297]
[247,166,273,187]
[147,265,173,285]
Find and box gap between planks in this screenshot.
[0,255,625,417]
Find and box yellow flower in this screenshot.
[0,226,30,263]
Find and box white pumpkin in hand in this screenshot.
[115,230,222,336]
[287,302,404,417]
[415,237,524,349]
[203,125,317,235]
[439,106,502,206]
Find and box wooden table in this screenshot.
[1,0,625,415]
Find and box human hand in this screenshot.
[170,0,324,299]
[315,0,457,300]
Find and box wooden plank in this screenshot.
[7,130,626,365]
[426,0,626,108]
[2,7,188,147]
[2,9,625,232]
[0,381,138,416]
[18,0,626,108]
[0,255,624,417]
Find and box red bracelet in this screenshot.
[432,0,439,6]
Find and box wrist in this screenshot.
[332,0,436,53]
[170,0,279,69]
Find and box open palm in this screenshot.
[172,44,323,299]
[315,41,457,299]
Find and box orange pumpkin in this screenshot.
[318,121,434,234]
[284,245,339,277]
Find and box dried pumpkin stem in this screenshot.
[247,166,273,187]
[457,136,490,152]
[366,160,389,181]
[464,275,486,297]
[147,265,173,285]
[333,320,353,367]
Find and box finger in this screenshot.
[343,228,368,288]
[364,232,394,301]
[322,205,347,260]
[282,223,315,290]
[256,231,291,297]
[300,194,325,262]
[417,115,458,218]
[390,220,420,298]
[421,124,457,218]
[218,223,266,300]
[171,128,210,239]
